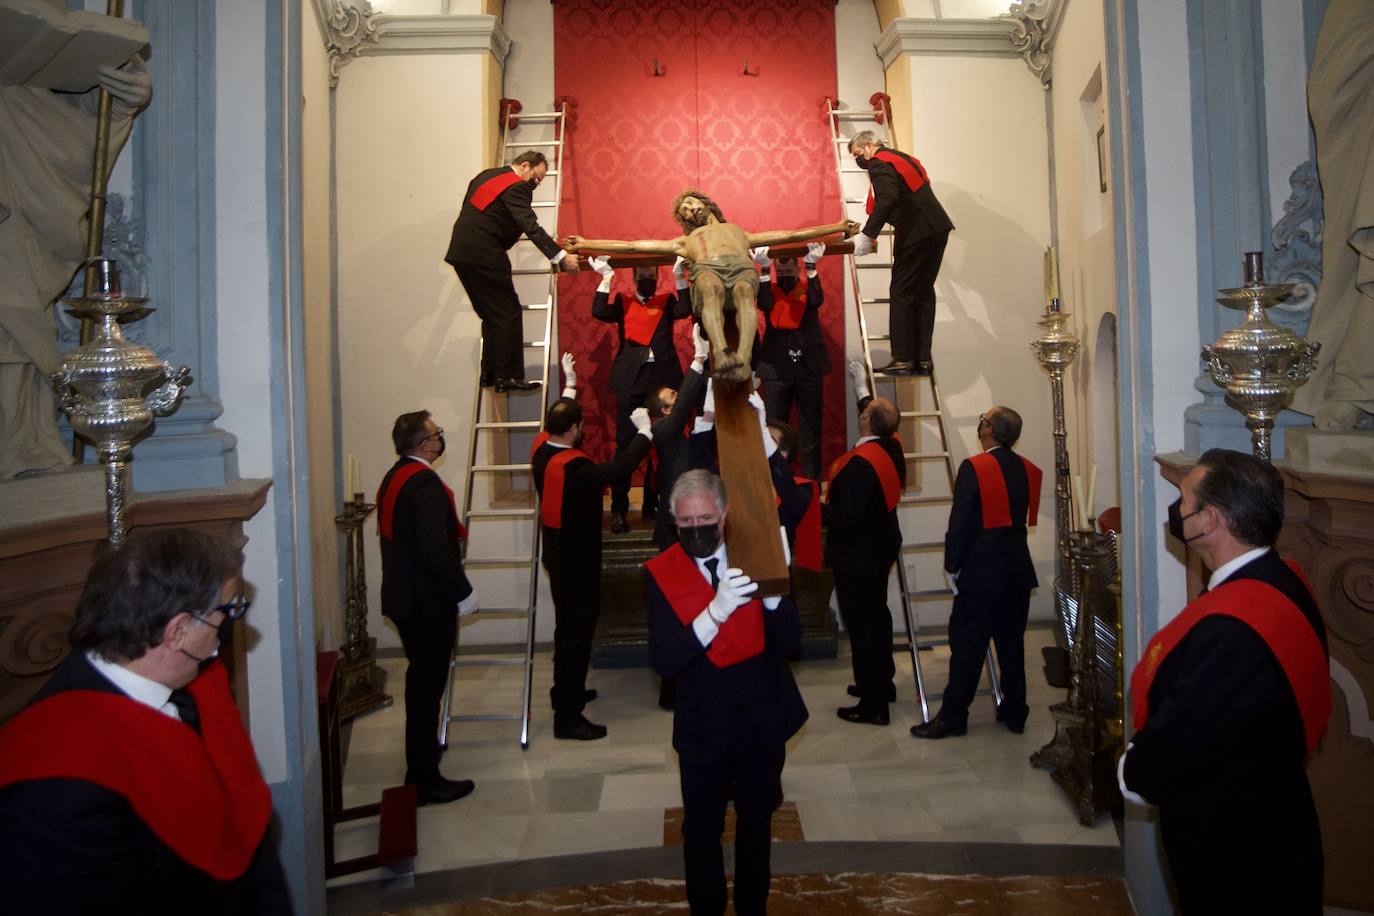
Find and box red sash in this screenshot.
[537,446,589,529]
[0,662,270,880]
[470,169,522,211]
[770,282,808,331]
[794,478,822,571]
[968,451,1042,528]
[530,431,551,462]
[865,148,930,214]
[828,440,901,510]
[377,461,467,541]
[1131,561,1330,754]
[624,292,670,346]
[646,544,764,668]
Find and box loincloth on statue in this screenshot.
[687,255,760,315]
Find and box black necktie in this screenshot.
[169,688,201,734]
[704,558,720,590]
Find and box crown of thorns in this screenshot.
[671,189,726,230]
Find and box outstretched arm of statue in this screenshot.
[562,234,686,257]
[746,219,860,248]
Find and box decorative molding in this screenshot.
[369,14,511,62]
[314,0,382,87]
[1003,0,1066,88]
[1268,159,1323,333]
[876,18,1019,69]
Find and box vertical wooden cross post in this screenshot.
[713,379,789,596]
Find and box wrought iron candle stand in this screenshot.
[51,258,190,545]
[335,494,391,720]
[1202,251,1320,462]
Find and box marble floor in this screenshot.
[328,623,1123,911]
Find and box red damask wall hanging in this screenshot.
[553,0,845,474]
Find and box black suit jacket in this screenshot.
[591,288,691,393]
[824,436,906,574]
[646,558,808,757]
[0,653,292,916]
[532,434,651,574]
[756,275,830,379]
[943,447,1037,592]
[860,148,955,248]
[378,459,474,625]
[444,166,562,269]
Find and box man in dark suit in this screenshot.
[913,406,1042,739]
[827,397,906,726]
[646,470,808,916]
[0,529,292,915]
[532,397,653,739]
[848,131,954,377]
[1121,449,1329,914]
[377,410,477,804]
[444,150,580,393]
[754,242,831,480]
[589,254,692,532]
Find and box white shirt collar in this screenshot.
[406,454,432,467]
[548,439,571,450]
[85,651,178,720]
[1208,545,1271,591]
[694,540,729,581]
[856,435,879,446]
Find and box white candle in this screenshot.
[1086,464,1099,526]
[353,456,362,495]
[1072,472,1087,531]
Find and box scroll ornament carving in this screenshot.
[324,0,381,87]
[1326,555,1374,658]
[0,611,73,677]
[1006,0,1053,88]
[1268,160,1323,335]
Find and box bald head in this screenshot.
[861,398,899,439]
[982,405,1022,448]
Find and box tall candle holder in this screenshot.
[335,493,391,719]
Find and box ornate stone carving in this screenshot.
[1268,159,1323,334]
[1005,0,1057,88]
[321,0,381,87]
[0,611,74,678]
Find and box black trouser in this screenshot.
[545,560,599,722]
[610,375,658,516]
[453,261,525,381]
[888,231,949,364]
[678,743,786,916]
[937,583,1030,730]
[394,610,458,786]
[762,364,824,481]
[834,559,896,711]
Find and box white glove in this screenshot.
[590,255,613,277]
[763,595,782,611]
[707,568,758,623]
[847,358,872,402]
[672,256,688,285]
[750,246,771,271]
[561,352,577,388]
[803,241,826,266]
[692,323,710,366]
[749,391,777,458]
[457,588,479,617]
[945,570,959,597]
[779,524,791,567]
[1117,742,1148,806]
[630,406,652,437]
[851,234,876,257]
[702,377,716,418]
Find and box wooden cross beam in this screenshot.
[590,240,856,270]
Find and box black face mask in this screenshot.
[1167,497,1205,543]
[854,155,872,170]
[179,645,219,673]
[636,278,657,299]
[677,523,721,559]
[434,434,446,457]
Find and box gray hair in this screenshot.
[670,469,728,517]
[849,130,884,154]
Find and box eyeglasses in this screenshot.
[423,427,444,443]
[190,591,252,629]
[977,414,989,428]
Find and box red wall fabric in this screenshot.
[553,0,846,475]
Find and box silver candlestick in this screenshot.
[51,258,190,545]
[335,494,391,720]
[1202,251,1320,462]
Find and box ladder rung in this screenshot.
[910,588,953,599]
[464,555,536,566]
[509,111,564,121]
[868,333,892,342]
[468,609,530,620]
[455,657,526,667]
[840,167,868,174]
[471,464,532,473]
[905,451,951,460]
[474,420,542,430]
[832,111,881,120]
[466,508,536,518]
[515,140,561,148]
[523,339,548,348]
[520,303,550,311]
[531,201,556,207]
[900,494,954,505]
[902,541,944,551]
[855,263,889,270]
[863,297,892,305]
[512,268,553,275]
[447,713,521,723]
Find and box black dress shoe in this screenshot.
[836,704,890,726]
[415,777,475,806]
[994,704,1025,734]
[610,512,629,534]
[913,361,934,376]
[494,377,540,393]
[909,718,967,740]
[554,714,608,741]
[874,359,917,376]
[847,684,898,702]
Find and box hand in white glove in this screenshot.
[561,352,577,388]
[945,570,960,597]
[750,246,771,271]
[673,256,688,283]
[692,322,711,365]
[630,406,652,437]
[702,377,716,419]
[847,358,872,402]
[803,241,826,266]
[707,568,758,623]
[778,524,792,567]
[748,391,777,458]
[457,589,479,617]
[850,234,876,257]
[590,255,613,277]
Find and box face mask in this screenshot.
[434,434,446,457]
[179,644,219,672]
[854,155,872,170]
[677,523,721,559]
[1167,497,1205,543]
[636,277,657,299]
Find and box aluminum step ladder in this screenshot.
[826,95,1002,724]
[439,99,569,750]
